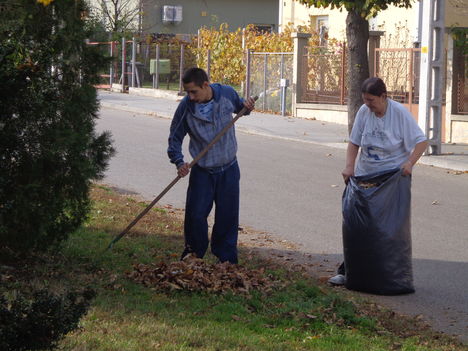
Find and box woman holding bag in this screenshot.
[329,77,427,294]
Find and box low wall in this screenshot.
[450,115,468,143]
[295,102,468,144]
[295,103,348,125]
[109,85,182,101]
[128,87,181,101]
[110,83,123,93]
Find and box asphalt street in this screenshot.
[96,106,468,343]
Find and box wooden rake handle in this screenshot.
[106,96,258,250]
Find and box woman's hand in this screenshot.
[342,166,354,184]
[401,161,413,176]
[342,142,359,184]
[402,140,427,176]
[177,163,190,177]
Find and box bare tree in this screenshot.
[89,0,141,34]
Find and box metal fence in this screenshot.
[299,45,449,117]
[300,44,347,105]
[246,51,293,115]
[93,36,465,119]
[135,40,197,91]
[453,48,467,115]
[102,37,196,93]
[374,48,421,107]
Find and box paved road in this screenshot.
[96,107,468,342]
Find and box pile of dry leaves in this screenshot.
[127,256,281,295]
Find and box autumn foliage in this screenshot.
[190,23,346,93]
[190,24,295,86]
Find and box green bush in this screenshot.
[0,0,114,252]
[0,288,95,351]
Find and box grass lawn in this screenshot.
[1,185,466,351]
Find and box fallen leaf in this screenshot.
[318,276,329,283]
[127,256,282,295]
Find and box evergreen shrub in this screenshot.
[0,288,95,351]
[0,0,114,252]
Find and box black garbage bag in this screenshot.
[342,168,415,295]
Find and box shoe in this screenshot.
[328,274,346,286]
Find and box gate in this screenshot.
[452,46,468,115]
[374,48,422,117]
[300,43,347,105]
[245,51,293,115]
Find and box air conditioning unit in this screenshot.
[162,5,183,24]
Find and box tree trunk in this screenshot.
[346,10,369,135]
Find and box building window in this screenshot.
[316,16,329,46]
[252,24,275,33]
[162,5,183,24]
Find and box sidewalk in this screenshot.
[98,90,468,172]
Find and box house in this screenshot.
[280,0,468,144]
[141,0,279,35]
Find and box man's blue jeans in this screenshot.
[182,160,240,264]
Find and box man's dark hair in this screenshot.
[182,67,209,87]
[361,77,387,97]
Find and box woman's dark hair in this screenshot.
[361,77,387,97]
[182,67,209,87]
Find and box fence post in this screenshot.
[179,44,185,94]
[408,48,413,113]
[263,53,268,110]
[292,32,311,117]
[153,44,160,89]
[368,31,384,76]
[121,37,126,93]
[197,29,201,65]
[245,49,251,98]
[444,37,454,141]
[109,41,114,87]
[206,49,211,80]
[131,37,136,88]
[280,54,286,116]
[340,42,346,105]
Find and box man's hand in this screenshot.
[401,161,413,176]
[243,97,256,111]
[342,166,354,185]
[177,163,190,177]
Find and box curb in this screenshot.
[237,126,348,150]
[99,102,468,173]
[100,102,171,119]
[419,157,468,172]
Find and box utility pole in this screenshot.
[418,0,446,155]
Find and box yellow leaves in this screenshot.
[189,23,296,86]
[37,0,54,6]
